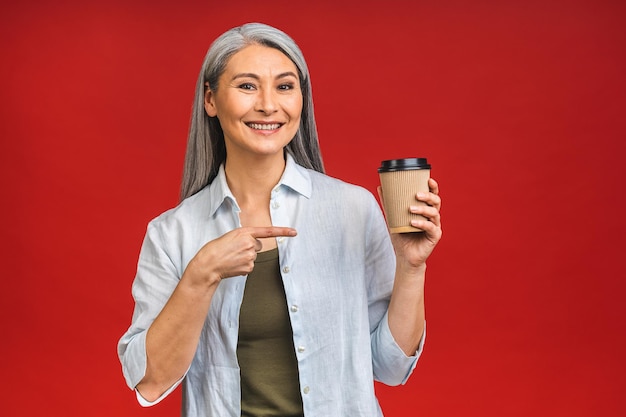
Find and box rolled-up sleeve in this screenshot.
[117,218,183,402]
[371,312,425,385]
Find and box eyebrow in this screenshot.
[230,71,299,81]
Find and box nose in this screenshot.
[255,88,278,114]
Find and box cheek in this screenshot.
[288,95,304,120]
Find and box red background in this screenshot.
[1,0,625,415]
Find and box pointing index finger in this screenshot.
[248,226,297,239]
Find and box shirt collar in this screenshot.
[277,152,313,199]
[207,152,313,217]
[207,163,238,218]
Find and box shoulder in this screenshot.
[308,169,377,204]
[147,186,212,232]
[304,169,382,222]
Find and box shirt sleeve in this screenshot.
[135,374,186,407]
[371,313,426,385]
[117,218,185,404]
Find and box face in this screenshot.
[204,44,303,161]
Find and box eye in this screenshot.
[238,82,256,90]
[278,83,296,91]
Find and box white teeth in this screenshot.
[248,123,281,130]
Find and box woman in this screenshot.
[118,22,442,417]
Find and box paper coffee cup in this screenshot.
[378,158,431,233]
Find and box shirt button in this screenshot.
[303,386,310,394]
[290,305,298,312]
[271,201,280,209]
[277,237,285,244]
[282,266,290,274]
[297,346,305,353]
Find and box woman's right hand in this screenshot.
[183,226,297,287]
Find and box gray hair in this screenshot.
[180,22,325,200]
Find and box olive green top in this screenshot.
[237,248,304,417]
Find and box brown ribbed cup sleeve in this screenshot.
[379,169,430,233]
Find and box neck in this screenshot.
[224,152,286,205]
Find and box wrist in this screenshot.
[181,258,221,292]
[396,260,427,277]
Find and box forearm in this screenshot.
[387,262,426,356]
[137,273,218,402]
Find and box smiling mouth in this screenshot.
[246,123,282,130]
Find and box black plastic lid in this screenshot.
[378,158,431,172]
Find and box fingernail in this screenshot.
[416,192,426,199]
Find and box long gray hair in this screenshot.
[180,23,325,200]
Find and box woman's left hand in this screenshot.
[379,178,443,270]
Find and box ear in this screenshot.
[204,82,218,117]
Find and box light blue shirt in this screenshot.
[118,154,424,416]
